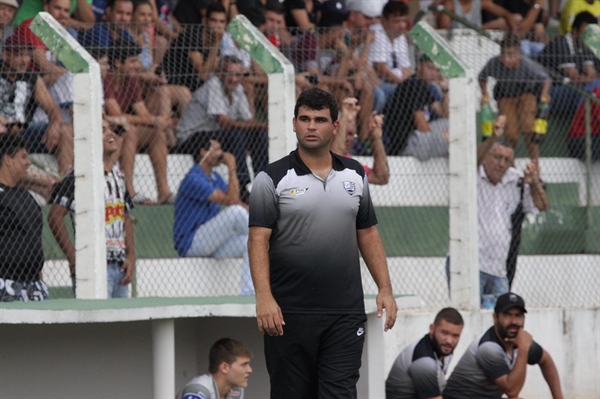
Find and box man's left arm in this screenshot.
[34,76,63,151]
[357,226,397,331]
[538,349,564,399]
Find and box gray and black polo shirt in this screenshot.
[386,334,453,399]
[443,327,544,399]
[248,150,377,314]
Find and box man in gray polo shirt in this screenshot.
[386,307,464,399]
[248,87,397,399]
[443,293,564,399]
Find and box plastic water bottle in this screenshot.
[480,100,495,140]
[532,96,550,144]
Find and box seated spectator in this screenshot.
[0,133,48,302]
[176,55,267,201]
[175,338,253,399]
[438,0,515,30]
[0,0,18,60]
[567,84,600,162]
[12,0,94,27]
[283,0,317,32]
[173,134,253,296]
[104,40,175,204]
[482,0,546,56]
[262,0,292,49]
[48,120,136,298]
[16,0,75,87]
[344,0,387,141]
[0,33,73,177]
[479,34,551,161]
[80,0,135,48]
[384,55,449,158]
[368,1,412,110]
[161,2,226,92]
[331,97,389,185]
[559,0,600,35]
[129,0,191,144]
[538,11,600,117]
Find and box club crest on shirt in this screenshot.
[342,181,355,195]
[289,187,308,196]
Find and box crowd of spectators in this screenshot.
[0,0,599,296]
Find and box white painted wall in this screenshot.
[0,308,597,399]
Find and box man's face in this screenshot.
[494,308,525,339]
[44,0,71,26]
[107,0,133,24]
[573,22,589,37]
[208,11,227,36]
[222,62,244,91]
[264,11,285,33]
[225,356,252,388]
[349,11,375,30]
[0,4,16,26]
[430,320,463,357]
[116,55,141,75]
[382,14,408,38]
[499,46,521,69]
[419,61,440,84]
[482,144,514,185]
[293,106,338,152]
[5,49,32,73]
[201,139,224,166]
[3,148,31,178]
[102,121,119,155]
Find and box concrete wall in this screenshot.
[1,307,598,399]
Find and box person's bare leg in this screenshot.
[18,169,58,201]
[357,80,375,143]
[138,125,172,203]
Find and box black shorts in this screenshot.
[264,313,367,399]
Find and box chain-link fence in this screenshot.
[1,12,597,308]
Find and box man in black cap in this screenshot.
[443,293,564,399]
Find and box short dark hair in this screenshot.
[184,132,217,162]
[208,338,252,374]
[0,134,27,167]
[294,87,339,122]
[85,46,108,61]
[382,1,409,19]
[433,307,464,326]
[572,11,598,32]
[418,53,433,64]
[500,33,520,50]
[265,0,285,15]
[109,39,142,67]
[206,2,227,20]
[107,0,133,9]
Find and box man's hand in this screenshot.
[155,114,174,132]
[221,151,237,170]
[507,329,533,351]
[438,74,449,93]
[120,256,135,285]
[341,97,361,124]
[256,293,285,336]
[523,159,541,186]
[493,114,507,138]
[368,112,384,139]
[377,286,398,331]
[42,122,62,151]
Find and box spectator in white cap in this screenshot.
[0,0,18,60]
[346,0,385,20]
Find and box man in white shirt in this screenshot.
[474,119,548,304]
[368,1,411,109]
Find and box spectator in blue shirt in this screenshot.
[80,0,134,48]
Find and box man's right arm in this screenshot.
[491,330,533,398]
[206,152,243,206]
[248,226,284,336]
